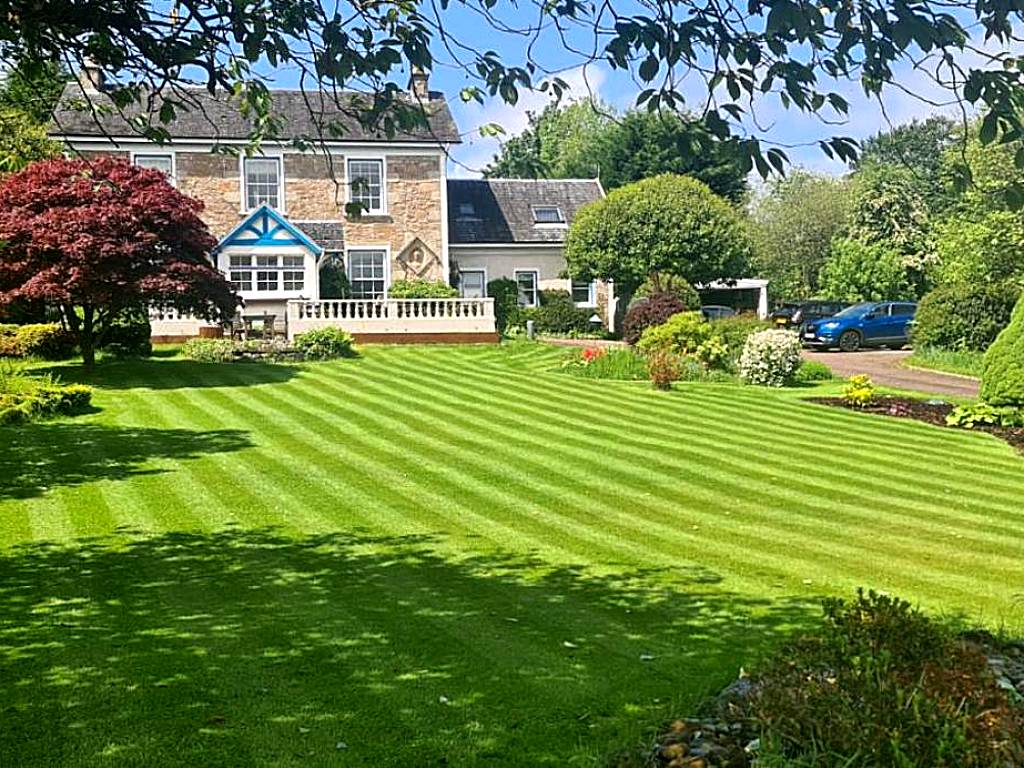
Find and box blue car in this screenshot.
[802,301,917,352]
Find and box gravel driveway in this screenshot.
[803,349,979,399]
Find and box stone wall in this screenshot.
[174,151,445,282]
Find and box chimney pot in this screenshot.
[409,66,430,101]
[78,58,105,92]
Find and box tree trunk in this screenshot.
[80,305,95,369]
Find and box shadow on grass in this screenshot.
[37,357,302,390]
[0,528,816,767]
[0,423,252,500]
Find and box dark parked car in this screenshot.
[701,305,737,321]
[772,300,850,329]
[802,301,918,351]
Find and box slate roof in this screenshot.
[293,221,346,252]
[50,83,460,144]
[446,179,603,245]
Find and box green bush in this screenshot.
[912,281,1020,352]
[388,279,459,299]
[561,348,648,380]
[487,278,522,334]
[0,322,76,359]
[521,290,594,335]
[842,373,877,407]
[637,311,728,369]
[795,359,833,383]
[319,257,351,299]
[708,315,772,357]
[101,307,152,357]
[0,362,92,424]
[293,327,356,360]
[981,294,1024,406]
[182,338,236,363]
[748,589,1023,768]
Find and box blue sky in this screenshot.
[400,3,989,179]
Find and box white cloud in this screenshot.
[447,65,609,178]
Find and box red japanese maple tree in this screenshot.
[0,156,237,366]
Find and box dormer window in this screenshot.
[533,205,565,226]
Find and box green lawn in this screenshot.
[904,346,985,378]
[1,344,1022,767]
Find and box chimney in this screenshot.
[409,66,430,101]
[77,58,105,93]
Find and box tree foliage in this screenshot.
[486,103,748,201]
[856,117,957,205]
[0,157,237,366]
[5,0,1024,179]
[750,171,852,299]
[819,238,914,303]
[0,57,65,172]
[565,174,751,315]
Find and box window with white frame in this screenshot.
[348,249,388,299]
[134,153,174,182]
[226,253,306,293]
[532,205,565,225]
[460,270,486,299]
[243,157,282,210]
[515,270,539,307]
[571,279,596,307]
[347,159,384,214]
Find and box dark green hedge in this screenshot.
[913,281,1021,352]
[521,290,594,335]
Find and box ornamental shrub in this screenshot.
[637,311,729,369]
[623,292,688,345]
[981,293,1024,406]
[0,323,76,359]
[946,401,1024,429]
[794,359,833,383]
[293,327,356,360]
[708,315,772,358]
[913,281,1020,352]
[487,277,521,334]
[521,290,593,335]
[748,590,1024,768]
[647,350,683,391]
[738,329,802,386]
[101,307,152,357]
[842,373,878,407]
[387,279,459,299]
[633,277,701,310]
[0,362,92,424]
[182,338,235,363]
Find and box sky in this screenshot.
[400,3,993,179]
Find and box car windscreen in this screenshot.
[832,302,874,318]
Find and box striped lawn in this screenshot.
[1,343,1022,767]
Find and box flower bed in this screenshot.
[809,395,1024,453]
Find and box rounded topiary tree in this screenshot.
[913,281,1020,352]
[565,174,751,326]
[980,293,1024,406]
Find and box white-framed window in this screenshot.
[132,152,175,183]
[514,270,539,308]
[347,249,389,299]
[571,279,596,307]
[243,157,282,210]
[533,205,565,225]
[347,158,385,215]
[225,253,306,294]
[460,269,486,299]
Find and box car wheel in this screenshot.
[838,330,861,352]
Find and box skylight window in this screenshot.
[457,202,476,218]
[533,205,565,225]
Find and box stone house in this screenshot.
[49,68,609,342]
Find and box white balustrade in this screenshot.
[149,307,206,337]
[286,298,496,339]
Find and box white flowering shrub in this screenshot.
[739,329,803,387]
